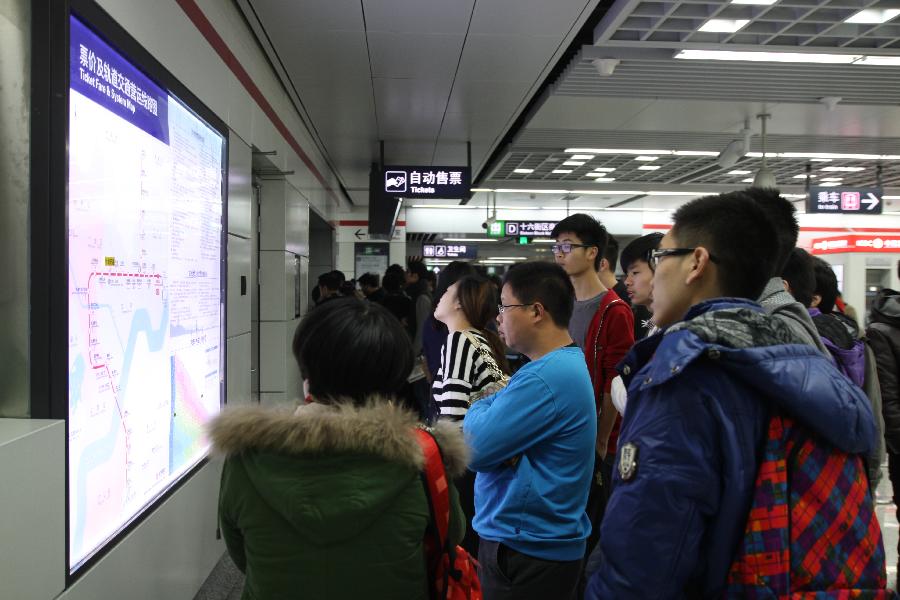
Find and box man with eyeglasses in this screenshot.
[586,191,880,599]
[550,214,634,569]
[464,261,596,600]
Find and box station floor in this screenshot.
[193,464,900,599]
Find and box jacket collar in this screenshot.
[208,399,469,478]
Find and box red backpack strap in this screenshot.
[415,429,451,549]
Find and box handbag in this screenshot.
[460,330,509,388]
[414,429,483,600]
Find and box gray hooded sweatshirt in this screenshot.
[757,277,829,356]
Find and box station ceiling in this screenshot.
[240,0,900,214]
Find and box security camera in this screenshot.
[592,58,620,77]
[482,215,497,230]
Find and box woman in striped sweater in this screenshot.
[432,275,510,555]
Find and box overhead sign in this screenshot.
[810,235,900,255]
[487,221,506,238]
[382,165,471,199]
[423,244,478,259]
[355,242,389,278]
[807,187,883,214]
[504,221,558,237]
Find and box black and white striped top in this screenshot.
[432,330,504,422]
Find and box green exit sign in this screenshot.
[488,220,505,237]
[518,236,530,245]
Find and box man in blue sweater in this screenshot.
[464,261,596,600]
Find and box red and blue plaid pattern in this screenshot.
[723,414,892,599]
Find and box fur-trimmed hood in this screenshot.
[210,399,468,544]
[209,399,467,477]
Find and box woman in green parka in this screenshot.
[209,298,468,600]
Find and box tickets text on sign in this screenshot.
[382,166,471,199]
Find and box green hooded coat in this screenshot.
[209,400,468,600]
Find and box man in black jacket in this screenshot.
[867,283,900,570]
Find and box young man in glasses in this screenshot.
[550,214,634,564]
[464,261,596,600]
[586,191,881,599]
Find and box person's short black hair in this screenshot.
[385,264,405,279]
[671,191,778,300]
[620,232,664,273]
[318,271,343,292]
[550,213,609,270]
[382,270,405,293]
[743,187,798,278]
[812,257,840,314]
[502,262,575,328]
[292,298,414,406]
[358,272,379,288]
[407,259,428,279]
[424,270,437,287]
[781,248,815,308]
[603,236,620,272]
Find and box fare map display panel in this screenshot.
[67,15,225,571]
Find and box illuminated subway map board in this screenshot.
[67,14,225,571]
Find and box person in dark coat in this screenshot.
[210,299,466,600]
[867,286,900,569]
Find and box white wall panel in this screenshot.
[259,250,294,322]
[58,460,224,600]
[286,184,311,257]
[227,234,252,338]
[259,321,287,394]
[260,392,288,408]
[228,131,253,238]
[0,420,65,600]
[226,332,252,407]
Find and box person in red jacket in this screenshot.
[551,214,634,563]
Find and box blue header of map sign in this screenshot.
[382,166,471,199]
[807,186,883,215]
[70,15,169,144]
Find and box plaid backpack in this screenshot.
[723,413,892,599]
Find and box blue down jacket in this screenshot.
[586,298,877,600]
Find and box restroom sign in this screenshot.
[382,165,470,199]
[807,186,883,214]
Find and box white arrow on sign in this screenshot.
[863,193,880,210]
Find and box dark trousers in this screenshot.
[889,452,900,559]
[478,540,581,600]
[456,469,480,557]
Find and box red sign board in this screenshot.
[810,235,900,255]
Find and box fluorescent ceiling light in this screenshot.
[635,156,658,162]
[409,204,477,209]
[746,151,900,160]
[487,257,528,260]
[443,238,498,242]
[638,165,661,171]
[845,9,900,24]
[855,56,900,66]
[820,182,841,187]
[793,174,815,179]
[731,0,777,5]
[728,170,751,175]
[494,189,569,194]
[820,166,865,172]
[673,150,719,156]
[592,177,617,182]
[675,49,861,64]
[552,169,573,174]
[470,188,493,192]
[591,167,616,172]
[513,168,534,174]
[569,154,595,160]
[533,239,557,243]
[821,177,844,181]
[562,161,585,166]
[647,191,706,196]
[565,148,669,155]
[783,194,807,199]
[698,18,750,33]
[810,159,832,162]
[742,178,754,183]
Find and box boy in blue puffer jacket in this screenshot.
[586,190,884,599]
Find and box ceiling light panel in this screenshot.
[728,170,751,175]
[730,0,777,4]
[845,9,900,24]
[638,165,661,170]
[698,19,750,33]
[552,169,573,174]
[674,50,861,64]
[562,161,585,166]
[569,154,595,160]
[820,166,865,172]
[635,156,658,162]
[513,168,534,174]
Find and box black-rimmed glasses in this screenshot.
[648,248,719,270]
[551,242,593,255]
[497,303,534,314]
